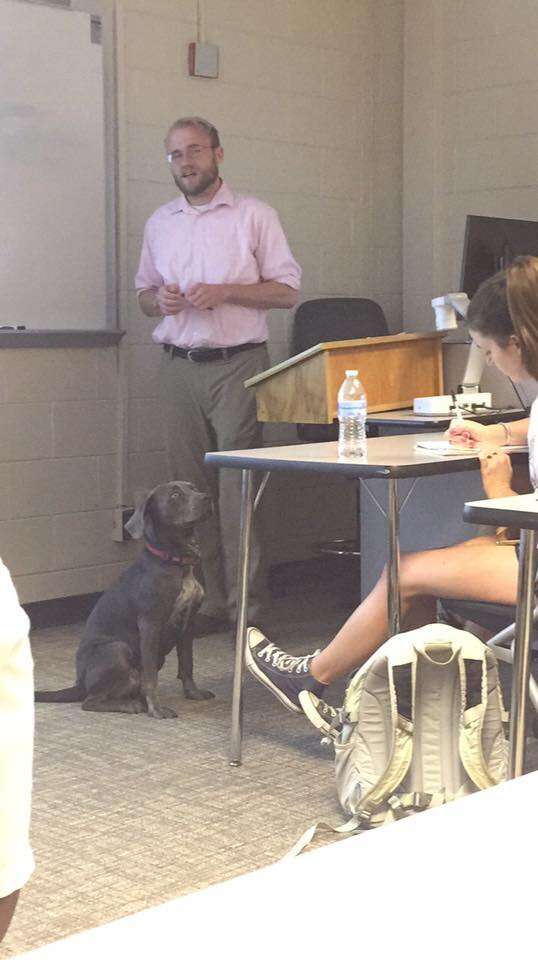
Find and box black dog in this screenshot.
[35,481,214,718]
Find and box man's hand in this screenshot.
[183,280,298,311]
[156,283,186,316]
[185,283,229,310]
[478,446,514,499]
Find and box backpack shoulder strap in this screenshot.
[457,633,508,789]
[350,644,416,825]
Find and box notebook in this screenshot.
[414,440,528,457]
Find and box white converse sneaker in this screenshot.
[299,691,343,740]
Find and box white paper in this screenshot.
[414,440,528,457]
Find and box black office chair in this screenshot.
[292,297,389,443]
[291,298,388,573]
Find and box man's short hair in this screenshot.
[167,116,220,147]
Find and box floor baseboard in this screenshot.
[24,593,101,629]
[24,557,361,629]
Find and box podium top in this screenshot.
[244,330,446,388]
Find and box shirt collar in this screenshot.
[171,180,235,215]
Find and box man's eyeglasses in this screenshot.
[166,145,214,164]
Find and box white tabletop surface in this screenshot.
[208,434,474,464]
[14,772,538,960]
[464,491,538,530]
[205,434,491,479]
[465,491,538,514]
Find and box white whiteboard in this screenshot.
[0,0,107,330]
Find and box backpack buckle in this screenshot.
[387,795,406,819]
[412,792,432,811]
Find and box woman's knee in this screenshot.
[398,550,436,598]
[372,555,430,603]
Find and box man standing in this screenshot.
[136,117,301,633]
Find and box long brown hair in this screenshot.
[507,256,538,380]
[467,254,538,379]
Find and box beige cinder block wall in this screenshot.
[403,0,538,331]
[0,0,404,602]
[0,343,141,604]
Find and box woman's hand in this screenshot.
[444,419,508,448]
[444,419,488,448]
[478,446,514,499]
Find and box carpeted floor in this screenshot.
[1,576,351,958]
[3,574,538,958]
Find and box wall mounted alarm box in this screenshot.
[188,42,219,78]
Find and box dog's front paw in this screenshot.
[148,704,178,719]
[184,687,215,701]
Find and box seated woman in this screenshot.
[246,255,538,736]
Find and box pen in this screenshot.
[451,392,465,421]
[450,391,473,445]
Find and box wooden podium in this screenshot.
[245,331,445,423]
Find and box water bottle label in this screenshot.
[338,401,365,415]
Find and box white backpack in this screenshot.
[290,623,508,853]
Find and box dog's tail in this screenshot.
[35,684,85,703]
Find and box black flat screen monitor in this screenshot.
[460,215,538,297]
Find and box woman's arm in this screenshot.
[478,448,516,499]
[445,417,529,448]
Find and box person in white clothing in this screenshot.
[244,256,538,736]
[0,559,34,943]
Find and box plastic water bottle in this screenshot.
[337,370,367,459]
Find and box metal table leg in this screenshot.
[509,528,537,778]
[230,469,255,767]
[387,477,401,636]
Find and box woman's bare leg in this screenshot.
[310,535,519,684]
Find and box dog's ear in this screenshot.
[124,487,155,540]
[124,505,145,540]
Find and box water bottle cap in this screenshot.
[345,369,358,377]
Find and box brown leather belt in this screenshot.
[163,342,264,363]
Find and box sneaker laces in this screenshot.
[258,642,320,675]
[317,699,339,721]
[317,700,344,747]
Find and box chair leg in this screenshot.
[487,623,516,650]
[529,675,538,714]
[487,616,538,718]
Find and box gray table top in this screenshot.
[464,492,538,529]
[206,433,528,480]
[367,407,524,427]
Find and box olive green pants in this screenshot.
[160,344,269,621]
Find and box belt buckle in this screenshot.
[187,349,201,363]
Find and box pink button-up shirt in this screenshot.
[135,181,301,349]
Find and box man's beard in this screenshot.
[174,163,220,198]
